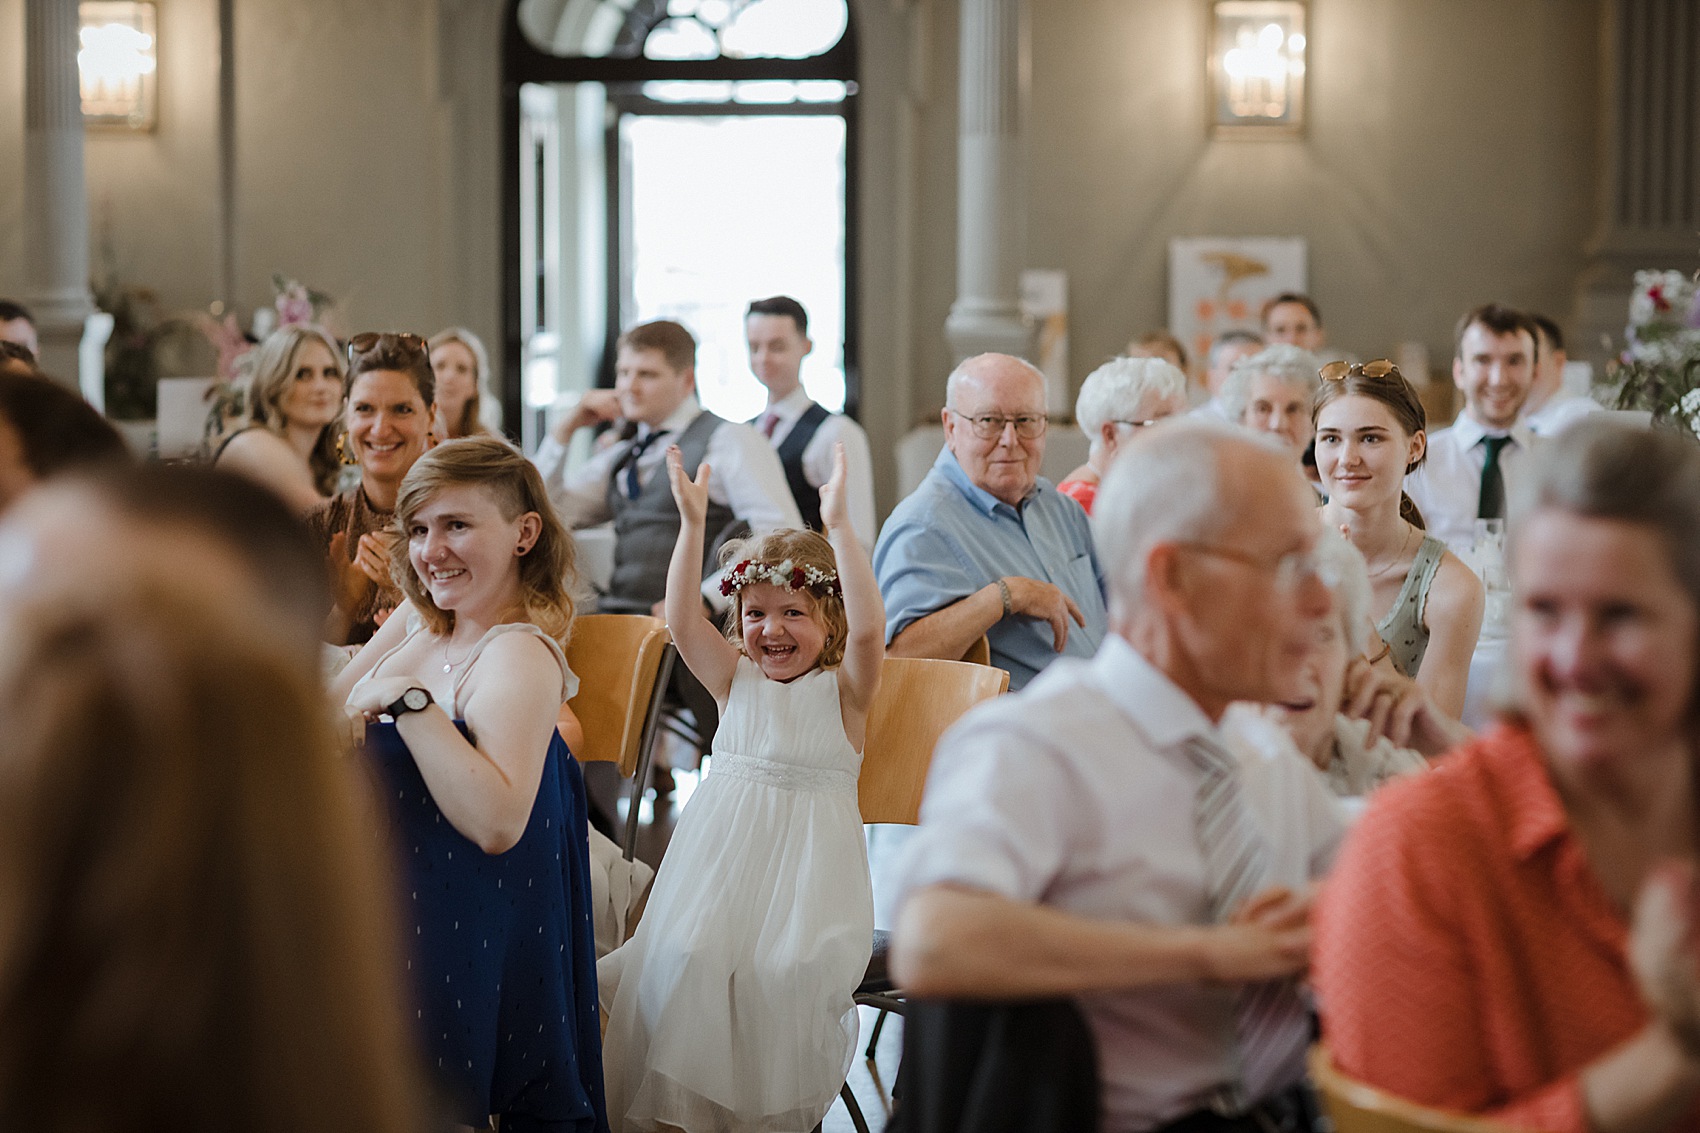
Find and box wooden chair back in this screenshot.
[859,657,1009,825]
[1309,1048,1518,1133]
[563,614,672,777]
[961,635,992,667]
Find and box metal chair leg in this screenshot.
[840,1082,872,1133]
[622,644,676,862]
[864,1005,890,1060]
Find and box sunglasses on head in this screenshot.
[1320,358,1401,383]
[347,331,430,366]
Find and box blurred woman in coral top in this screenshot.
[1315,418,1700,1133]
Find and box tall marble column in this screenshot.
[23,0,97,388]
[1574,0,1700,369]
[943,0,1035,365]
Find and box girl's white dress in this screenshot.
[598,657,874,1133]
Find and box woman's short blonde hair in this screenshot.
[242,325,345,494]
[0,584,425,1131]
[390,437,577,646]
[717,528,848,669]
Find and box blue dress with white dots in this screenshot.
[361,624,609,1133]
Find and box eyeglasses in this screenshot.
[1110,418,1169,431]
[347,331,431,367]
[1320,358,1401,383]
[1176,541,1341,593]
[948,409,1048,440]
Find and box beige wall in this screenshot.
[903,0,1603,423]
[0,0,1611,512]
[0,0,494,359]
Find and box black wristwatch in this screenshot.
[385,686,433,719]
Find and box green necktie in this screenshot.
[1477,435,1511,520]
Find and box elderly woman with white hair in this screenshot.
[1221,343,1322,459]
[1056,355,1187,514]
[1224,529,1451,804]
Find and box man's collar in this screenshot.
[932,446,1042,516]
[640,396,702,440]
[1452,410,1534,449]
[763,385,813,420]
[1090,634,1218,749]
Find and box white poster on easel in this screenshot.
[1168,238,1307,369]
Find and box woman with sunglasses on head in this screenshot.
[1312,360,1483,719]
[428,327,498,441]
[307,333,437,646]
[213,325,345,515]
[332,438,608,1133]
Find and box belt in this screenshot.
[1152,1084,1319,1133]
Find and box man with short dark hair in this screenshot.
[534,318,801,615]
[1520,314,1600,437]
[1405,303,1541,557]
[0,300,38,359]
[745,295,876,548]
[1261,292,1326,355]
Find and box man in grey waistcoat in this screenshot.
[534,319,801,749]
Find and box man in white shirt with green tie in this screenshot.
[1405,304,1540,558]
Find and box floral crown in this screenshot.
[719,557,842,599]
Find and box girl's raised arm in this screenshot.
[823,441,884,717]
[663,446,739,702]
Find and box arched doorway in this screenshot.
[500,0,859,449]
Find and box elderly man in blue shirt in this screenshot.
[875,353,1107,690]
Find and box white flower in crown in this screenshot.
[719,556,842,598]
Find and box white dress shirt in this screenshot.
[532,397,802,606]
[1403,413,1537,559]
[896,635,1344,1133]
[755,386,877,550]
[1522,393,1601,437]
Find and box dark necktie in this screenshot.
[1477,435,1511,520]
[759,412,780,439]
[623,431,662,500]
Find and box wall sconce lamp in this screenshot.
[1210,0,1305,138]
[78,1,158,131]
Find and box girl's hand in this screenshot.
[666,445,712,528]
[344,675,426,721]
[819,441,850,533]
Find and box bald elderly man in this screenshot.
[874,353,1106,690]
[893,421,1344,1132]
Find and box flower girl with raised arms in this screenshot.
[598,441,881,1133]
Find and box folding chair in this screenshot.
[837,656,1010,1133]
[1308,1047,1517,1133]
[561,614,675,861]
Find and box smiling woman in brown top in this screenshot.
[306,332,436,645]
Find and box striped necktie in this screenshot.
[1182,734,1308,1113]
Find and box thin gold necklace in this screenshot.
[1366,524,1417,581]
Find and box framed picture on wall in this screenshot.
[1167,237,1307,371]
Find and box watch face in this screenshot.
[402,688,430,712]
